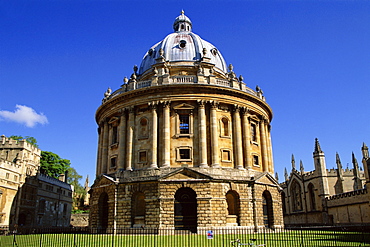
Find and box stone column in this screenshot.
[242,109,251,170]
[259,118,268,172]
[266,123,274,173]
[118,111,126,170]
[96,126,102,176]
[198,100,208,167]
[126,107,135,171]
[210,101,220,167]
[101,120,109,174]
[149,102,158,168]
[162,101,171,167]
[233,106,243,169]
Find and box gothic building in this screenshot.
[281,139,370,226]
[0,135,73,228]
[90,12,283,232]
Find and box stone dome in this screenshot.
[138,11,227,75]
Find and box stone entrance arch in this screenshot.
[174,187,197,232]
[262,190,274,228]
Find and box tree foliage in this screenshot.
[40,151,71,179]
[9,135,88,212]
[68,167,84,194]
[9,135,38,147]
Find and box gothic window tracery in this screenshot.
[291,180,303,212]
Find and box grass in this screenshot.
[1,230,369,247]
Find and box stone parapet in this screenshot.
[326,189,368,207]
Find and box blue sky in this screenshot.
[1,0,369,185]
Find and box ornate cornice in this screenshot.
[96,84,273,123]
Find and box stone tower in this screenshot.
[313,138,330,200]
[90,11,283,232]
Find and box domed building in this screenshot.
[90,11,283,232]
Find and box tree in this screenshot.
[68,167,84,193]
[9,135,38,147]
[40,151,71,179]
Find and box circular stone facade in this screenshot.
[90,12,283,231]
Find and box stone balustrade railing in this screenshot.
[105,75,259,102]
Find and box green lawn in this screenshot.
[1,231,369,247]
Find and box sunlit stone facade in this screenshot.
[90,12,283,232]
[0,135,72,228]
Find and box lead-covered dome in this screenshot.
[139,11,227,75]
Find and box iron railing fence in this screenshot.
[1,225,369,247]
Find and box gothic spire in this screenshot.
[336,152,344,180]
[291,154,296,170]
[362,142,369,159]
[352,152,362,190]
[352,152,359,177]
[314,138,323,153]
[284,167,288,181]
[300,160,304,174]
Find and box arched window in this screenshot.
[226,190,240,226]
[98,192,109,231]
[291,180,303,212]
[131,192,145,227]
[221,117,229,136]
[251,123,257,142]
[111,126,118,144]
[308,183,316,211]
[262,190,274,228]
[139,118,149,138]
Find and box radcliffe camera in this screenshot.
[1,2,369,247]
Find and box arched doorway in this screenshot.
[226,190,240,226]
[262,190,274,228]
[174,187,197,232]
[98,192,109,231]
